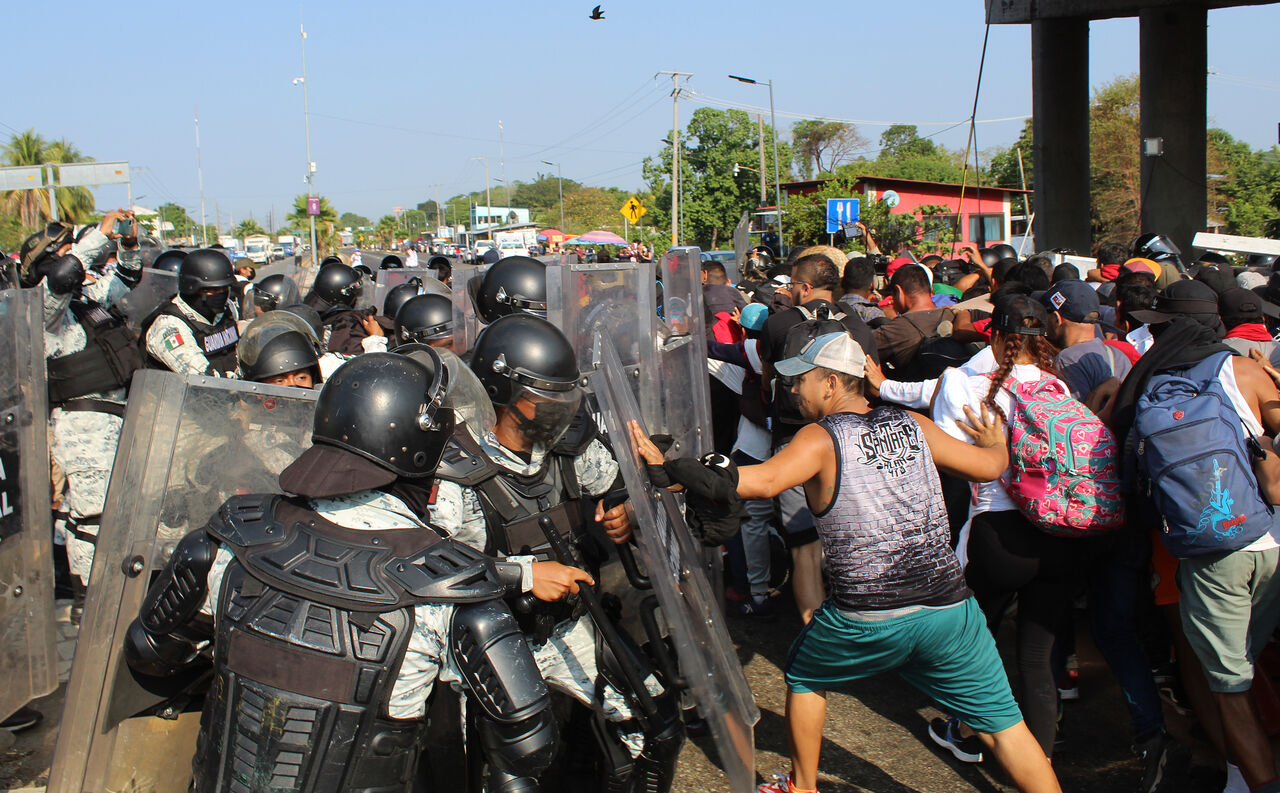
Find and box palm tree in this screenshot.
[0,129,97,227]
[287,194,339,257]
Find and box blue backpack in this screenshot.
[1134,351,1276,557]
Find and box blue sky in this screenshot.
[5,1,1277,225]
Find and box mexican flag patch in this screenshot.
[163,330,184,351]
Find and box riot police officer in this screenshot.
[141,248,241,375]
[394,293,454,351]
[123,350,561,793]
[429,314,685,792]
[246,272,302,317]
[472,255,548,324]
[304,261,377,355]
[381,276,423,324]
[20,211,145,623]
[236,312,323,388]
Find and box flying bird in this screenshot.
[589,5,605,20]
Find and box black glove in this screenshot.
[663,453,747,547]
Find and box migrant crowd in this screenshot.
[4,216,1280,793]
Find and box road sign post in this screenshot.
[825,198,860,236]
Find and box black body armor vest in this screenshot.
[195,495,508,793]
[46,300,143,405]
[140,300,240,374]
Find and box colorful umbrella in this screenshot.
[537,228,567,242]
[572,230,628,245]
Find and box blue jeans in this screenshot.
[1088,531,1166,738]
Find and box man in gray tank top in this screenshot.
[631,331,1061,793]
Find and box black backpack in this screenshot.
[773,305,850,427]
[889,312,980,383]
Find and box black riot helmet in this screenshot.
[150,249,187,273]
[395,293,454,345]
[1133,233,1187,274]
[178,248,236,298]
[469,315,582,446]
[320,255,345,268]
[473,255,548,323]
[1246,253,1280,271]
[43,254,86,296]
[978,247,1001,269]
[18,222,74,288]
[310,262,363,307]
[382,277,422,319]
[426,255,452,283]
[1196,251,1232,268]
[237,313,322,385]
[178,249,236,321]
[990,243,1019,262]
[253,273,302,313]
[380,254,404,270]
[278,303,324,339]
[311,351,454,478]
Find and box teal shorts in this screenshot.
[785,597,1023,735]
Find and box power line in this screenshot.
[685,89,1027,127]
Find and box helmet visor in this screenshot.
[507,383,582,447]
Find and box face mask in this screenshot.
[193,288,230,321]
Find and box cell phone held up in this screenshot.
[113,218,133,236]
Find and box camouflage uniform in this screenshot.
[144,296,241,376]
[429,430,659,754]
[45,229,141,582]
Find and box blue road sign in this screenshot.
[826,198,860,234]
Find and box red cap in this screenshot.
[886,257,915,279]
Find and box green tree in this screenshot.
[1207,130,1280,238]
[560,187,630,234]
[792,120,866,179]
[850,124,965,183]
[374,215,401,247]
[0,129,97,228]
[287,194,339,257]
[1089,74,1142,242]
[235,219,266,239]
[643,107,792,249]
[784,177,955,253]
[339,212,370,230]
[986,118,1034,190]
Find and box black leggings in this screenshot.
[963,510,1093,757]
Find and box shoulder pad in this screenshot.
[433,429,498,486]
[204,494,281,548]
[386,538,511,605]
[553,402,598,456]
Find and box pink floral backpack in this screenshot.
[1000,376,1126,537]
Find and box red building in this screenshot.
[780,175,1031,247]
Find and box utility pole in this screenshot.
[499,121,511,208]
[195,105,207,246]
[656,70,692,246]
[542,160,564,234]
[471,156,492,240]
[298,20,318,264]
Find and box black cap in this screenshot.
[991,292,1048,336]
[1194,265,1234,296]
[1130,279,1220,325]
[1220,287,1280,328]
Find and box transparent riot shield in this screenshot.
[372,268,442,317]
[116,268,179,329]
[649,246,713,458]
[589,334,758,793]
[450,264,489,355]
[546,259,657,380]
[0,288,57,722]
[49,371,319,793]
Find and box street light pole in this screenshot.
[656,71,692,246]
[730,74,783,254]
[299,22,318,264]
[542,160,564,233]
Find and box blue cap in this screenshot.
[739,302,769,331]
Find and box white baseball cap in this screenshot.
[774,331,866,378]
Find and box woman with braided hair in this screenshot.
[926,289,1100,763]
